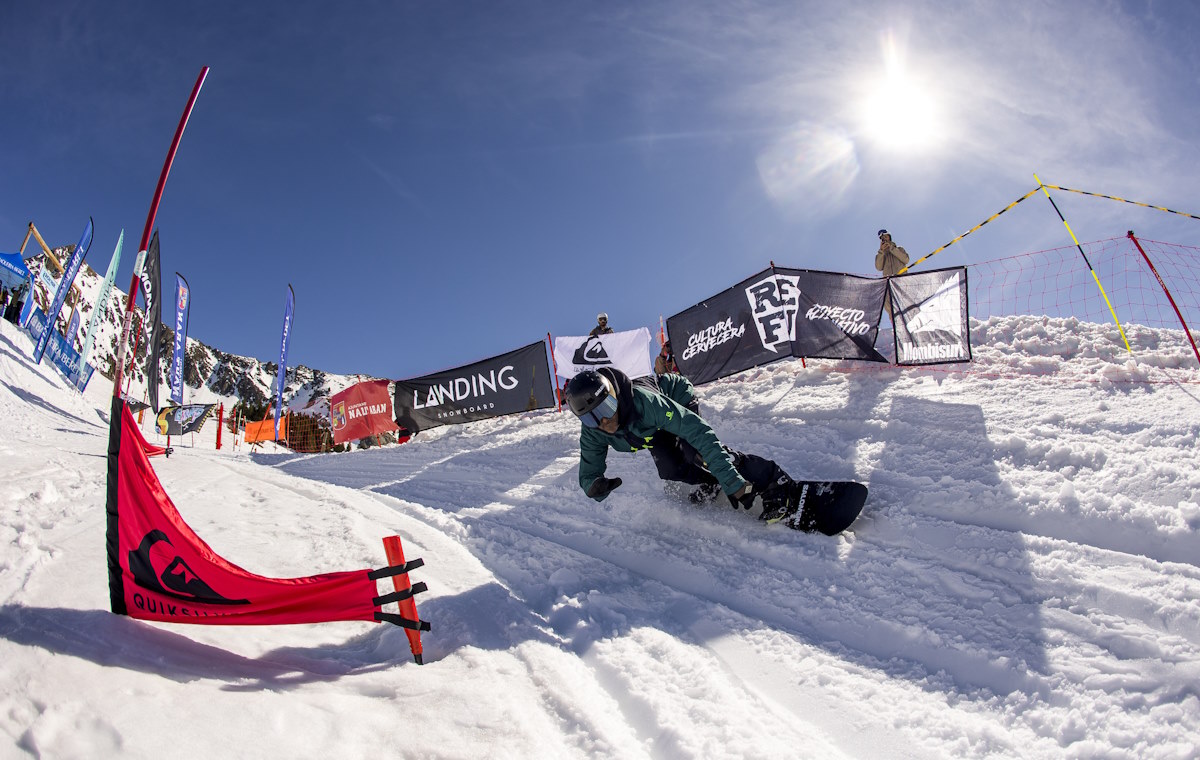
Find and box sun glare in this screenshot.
[862,32,942,152]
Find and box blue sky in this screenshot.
[3,1,1199,379]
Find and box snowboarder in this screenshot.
[563,367,799,518]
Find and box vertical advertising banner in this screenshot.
[890,266,972,366]
[551,327,655,380]
[330,380,400,445]
[274,284,295,440]
[34,218,92,365]
[394,341,555,433]
[25,306,95,389]
[169,273,191,405]
[141,232,164,412]
[78,230,123,388]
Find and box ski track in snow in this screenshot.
[2,316,1200,758]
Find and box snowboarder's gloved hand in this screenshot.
[587,476,622,500]
[727,483,754,510]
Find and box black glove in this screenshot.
[727,483,754,510]
[587,476,622,500]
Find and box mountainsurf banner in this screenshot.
[169,273,191,405]
[274,284,294,441]
[105,396,431,631]
[33,218,92,365]
[25,306,95,390]
[890,266,972,366]
[667,266,888,385]
[331,380,399,445]
[155,403,215,436]
[552,327,655,380]
[141,231,164,412]
[78,230,123,389]
[394,340,555,433]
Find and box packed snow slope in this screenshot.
[1,314,1199,759]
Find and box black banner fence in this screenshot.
[393,340,555,433]
[667,267,889,385]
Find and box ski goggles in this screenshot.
[577,392,618,428]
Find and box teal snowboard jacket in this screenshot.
[577,368,746,501]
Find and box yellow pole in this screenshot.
[1034,173,1132,354]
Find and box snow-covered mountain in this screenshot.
[24,250,364,418]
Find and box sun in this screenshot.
[861,32,943,152]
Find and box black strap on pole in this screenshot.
[368,558,425,580]
[374,612,432,631]
[373,582,428,607]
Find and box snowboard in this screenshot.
[763,480,868,536]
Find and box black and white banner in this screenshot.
[667,267,887,385]
[394,340,555,433]
[778,268,887,362]
[155,403,216,436]
[552,327,654,379]
[890,266,971,366]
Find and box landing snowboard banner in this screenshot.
[331,380,399,445]
[889,267,971,366]
[667,266,887,385]
[394,340,554,433]
[552,327,654,380]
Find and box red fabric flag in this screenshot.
[105,397,382,625]
[330,380,399,445]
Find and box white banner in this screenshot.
[553,327,654,379]
[890,267,971,366]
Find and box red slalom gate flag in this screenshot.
[330,379,399,445]
[104,396,431,640]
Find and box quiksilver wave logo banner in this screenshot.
[395,340,554,433]
[890,266,971,366]
[552,327,655,380]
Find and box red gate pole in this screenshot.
[216,403,224,450]
[547,332,563,411]
[1127,231,1200,367]
[382,535,424,664]
[112,67,209,399]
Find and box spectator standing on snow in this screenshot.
[654,340,678,375]
[875,229,910,320]
[589,312,614,337]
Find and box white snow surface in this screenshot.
[2,314,1199,759]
